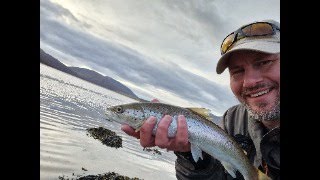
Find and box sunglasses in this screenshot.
[220,22,280,55]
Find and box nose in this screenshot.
[243,69,263,88]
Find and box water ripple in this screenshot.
[40,64,176,180]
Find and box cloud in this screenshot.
[40,0,279,115]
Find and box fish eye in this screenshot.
[115,106,124,113]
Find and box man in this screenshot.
[122,19,280,179]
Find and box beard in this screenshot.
[239,82,280,121]
[245,99,280,121]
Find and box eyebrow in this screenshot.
[228,65,242,71]
[254,53,279,61]
[228,55,270,70]
[228,53,279,71]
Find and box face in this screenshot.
[228,51,280,121]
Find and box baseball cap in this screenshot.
[216,20,280,74]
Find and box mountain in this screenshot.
[40,49,78,77]
[69,67,139,99]
[40,48,140,100]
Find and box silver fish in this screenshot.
[105,102,270,180]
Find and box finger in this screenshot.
[140,116,157,147]
[155,115,172,148]
[174,115,191,152]
[165,140,177,151]
[166,139,190,152]
[121,124,140,139]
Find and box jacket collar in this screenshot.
[248,118,280,167]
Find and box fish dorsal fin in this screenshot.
[186,108,214,121]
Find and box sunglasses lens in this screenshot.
[221,33,235,54]
[242,23,273,36]
[220,22,278,55]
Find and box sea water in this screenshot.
[40,63,177,180]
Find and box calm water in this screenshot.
[40,63,177,180]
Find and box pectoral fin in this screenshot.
[221,161,237,178]
[134,119,148,132]
[190,143,203,162]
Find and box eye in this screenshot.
[232,69,244,75]
[230,68,244,77]
[115,106,124,113]
[256,60,273,67]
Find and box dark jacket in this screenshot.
[175,104,280,180]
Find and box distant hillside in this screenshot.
[69,67,138,99]
[40,48,139,99]
[40,49,78,77]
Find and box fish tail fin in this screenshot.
[257,168,271,180]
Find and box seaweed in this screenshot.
[86,127,122,148]
[58,171,142,180]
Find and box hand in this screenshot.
[121,99,191,152]
[121,98,160,139]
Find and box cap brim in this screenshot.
[216,40,280,74]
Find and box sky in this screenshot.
[40,0,280,116]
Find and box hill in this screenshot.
[69,67,139,99]
[40,48,140,100]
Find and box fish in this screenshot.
[105,102,270,180]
